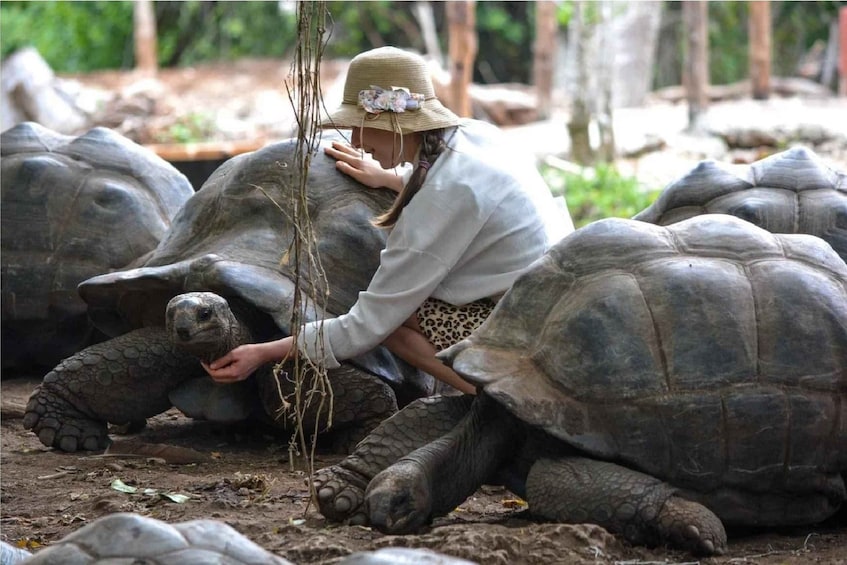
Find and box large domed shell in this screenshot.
[78,133,406,383]
[443,214,847,494]
[634,146,847,261]
[1,122,193,372]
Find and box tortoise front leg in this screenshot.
[312,394,474,524]
[364,393,521,534]
[23,327,204,452]
[525,457,727,555]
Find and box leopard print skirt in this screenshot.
[416,297,497,352]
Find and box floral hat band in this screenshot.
[358,85,426,115]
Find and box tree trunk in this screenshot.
[133,0,158,76]
[596,1,615,162]
[840,5,847,96]
[414,2,442,63]
[446,1,477,118]
[683,0,708,131]
[749,0,771,100]
[567,1,594,165]
[533,1,558,120]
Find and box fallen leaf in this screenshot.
[110,478,138,494]
[161,492,190,504]
[501,498,527,509]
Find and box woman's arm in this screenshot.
[203,336,295,383]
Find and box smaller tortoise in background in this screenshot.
[312,214,847,556]
[23,133,433,454]
[634,146,847,261]
[1,122,194,374]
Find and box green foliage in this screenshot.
[708,2,748,85]
[323,1,422,57]
[155,112,216,143]
[155,1,298,67]
[541,163,661,228]
[1,1,134,71]
[0,0,298,73]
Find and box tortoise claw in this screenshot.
[24,385,108,452]
[659,496,727,556]
[311,464,370,524]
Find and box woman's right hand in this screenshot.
[324,141,404,192]
[202,338,294,383]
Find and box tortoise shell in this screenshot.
[1,122,193,371]
[634,146,847,261]
[444,214,847,498]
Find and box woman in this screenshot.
[204,46,572,394]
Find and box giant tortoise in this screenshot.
[311,214,847,555]
[1,122,193,373]
[634,146,847,261]
[23,134,433,453]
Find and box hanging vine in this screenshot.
[272,0,332,505]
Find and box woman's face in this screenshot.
[351,127,417,169]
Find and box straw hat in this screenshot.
[321,46,460,134]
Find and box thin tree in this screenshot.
[533,1,558,120]
[749,0,772,100]
[567,0,594,164]
[133,0,158,75]
[683,0,709,131]
[446,1,477,117]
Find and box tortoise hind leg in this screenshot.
[312,394,474,524]
[525,457,727,555]
[24,327,204,452]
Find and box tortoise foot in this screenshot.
[23,385,108,452]
[311,464,371,525]
[658,496,727,556]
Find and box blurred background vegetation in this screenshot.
[1,1,839,84]
[0,0,840,226]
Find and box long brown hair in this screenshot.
[372,128,449,228]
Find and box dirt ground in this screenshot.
[1,376,846,565]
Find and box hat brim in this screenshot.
[320,99,460,134]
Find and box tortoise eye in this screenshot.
[197,308,212,322]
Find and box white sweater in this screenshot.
[298,119,573,368]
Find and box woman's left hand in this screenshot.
[324,142,404,192]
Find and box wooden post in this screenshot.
[533,1,558,120]
[134,0,158,76]
[683,0,709,131]
[749,0,771,100]
[840,5,847,96]
[446,1,477,118]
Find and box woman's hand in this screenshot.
[202,337,294,383]
[324,141,405,193]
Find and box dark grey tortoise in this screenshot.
[1,122,193,374]
[312,214,847,555]
[23,133,433,453]
[634,145,847,261]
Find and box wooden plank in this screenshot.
[144,138,267,162]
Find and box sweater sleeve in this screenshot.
[297,180,492,368]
